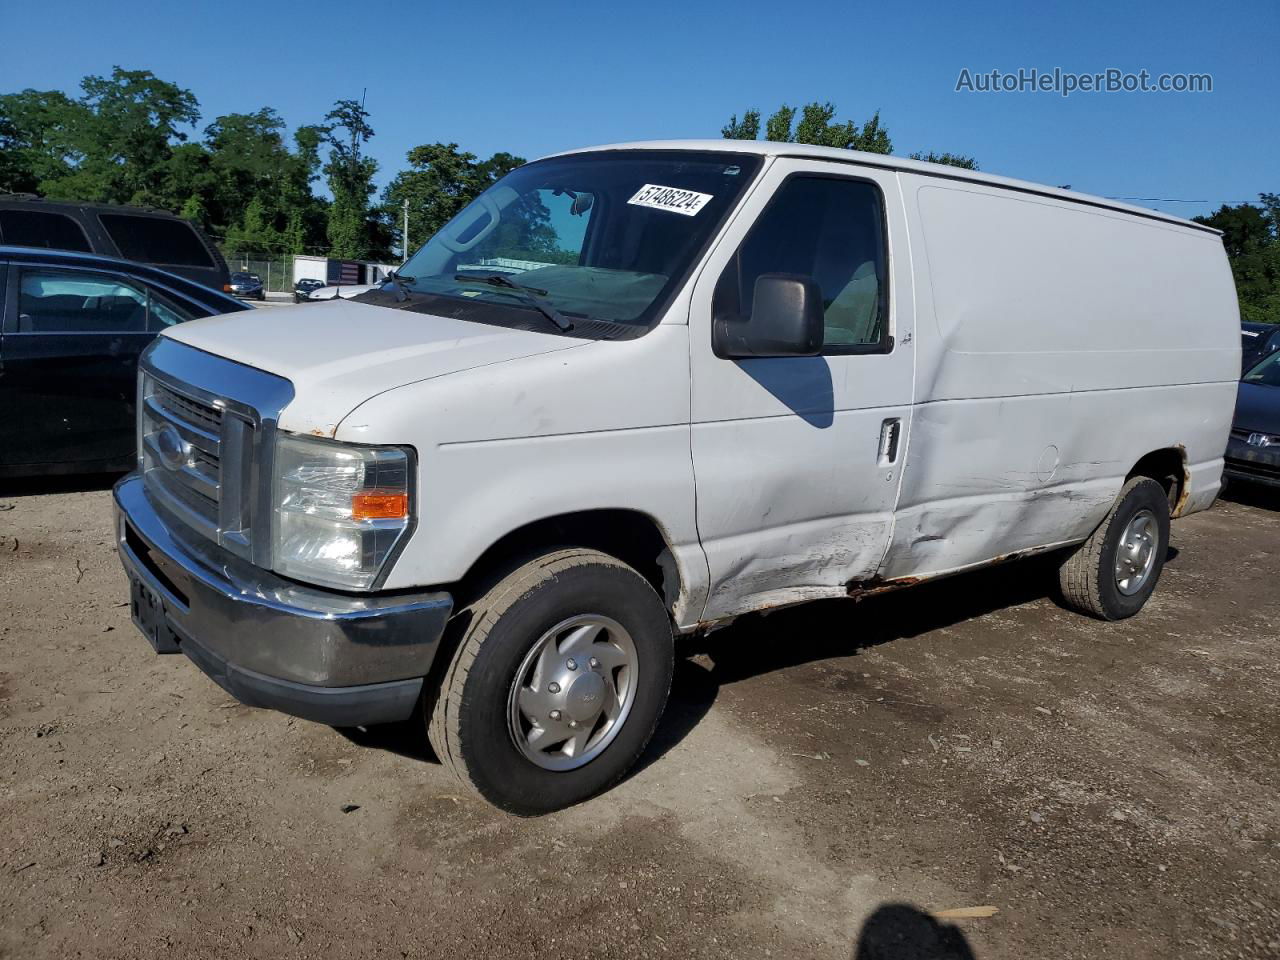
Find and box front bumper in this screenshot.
[114,474,452,726]
[1225,436,1280,489]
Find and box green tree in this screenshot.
[380,143,525,256]
[909,150,979,170]
[726,102,892,153]
[0,89,87,194]
[1195,197,1280,324]
[321,98,379,260]
[44,67,201,207]
[722,102,972,164]
[202,108,326,256]
[764,105,796,143]
[721,110,760,140]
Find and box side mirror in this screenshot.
[713,273,825,359]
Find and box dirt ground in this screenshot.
[1,478,1278,960]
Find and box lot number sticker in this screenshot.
[627,184,714,216]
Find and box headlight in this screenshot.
[272,433,414,590]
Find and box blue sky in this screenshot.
[3,0,1275,219]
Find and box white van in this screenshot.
[115,141,1240,813]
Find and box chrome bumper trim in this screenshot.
[114,473,452,690]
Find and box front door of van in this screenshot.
[688,159,916,621]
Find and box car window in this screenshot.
[98,214,214,267]
[146,291,192,330]
[1244,349,1280,387]
[17,269,151,333]
[0,209,93,253]
[715,175,889,352]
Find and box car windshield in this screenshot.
[393,150,761,336]
[231,273,254,282]
[1243,348,1280,387]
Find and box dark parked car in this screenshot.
[293,277,325,302]
[1241,322,1280,373]
[0,245,247,479]
[229,271,265,301]
[0,196,230,292]
[1225,350,1280,489]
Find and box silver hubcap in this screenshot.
[1114,508,1159,595]
[507,615,637,771]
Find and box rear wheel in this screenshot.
[1058,476,1171,620]
[427,549,674,815]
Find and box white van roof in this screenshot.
[548,139,1220,236]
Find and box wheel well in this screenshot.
[453,510,680,612]
[1127,447,1188,515]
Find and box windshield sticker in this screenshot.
[627,184,714,216]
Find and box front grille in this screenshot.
[137,338,294,567]
[141,378,225,540]
[155,382,222,434]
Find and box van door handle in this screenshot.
[878,418,902,465]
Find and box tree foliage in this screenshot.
[0,68,337,257]
[721,101,976,167]
[908,150,979,170]
[723,101,892,153]
[1195,196,1280,324]
[321,98,382,260]
[720,110,759,141]
[380,144,524,255]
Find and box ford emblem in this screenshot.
[155,425,192,471]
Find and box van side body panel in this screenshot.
[334,322,712,625]
[879,175,1238,581]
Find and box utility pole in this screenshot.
[402,198,409,262]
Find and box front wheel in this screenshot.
[1058,476,1171,620]
[427,549,674,815]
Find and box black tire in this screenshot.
[427,548,674,815]
[1058,476,1171,620]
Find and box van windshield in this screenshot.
[389,150,762,337]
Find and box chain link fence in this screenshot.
[220,254,295,293]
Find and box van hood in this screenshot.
[162,297,585,437]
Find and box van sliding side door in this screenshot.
[686,159,916,621]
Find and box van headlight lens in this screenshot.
[272,433,413,590]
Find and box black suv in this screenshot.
[0,197,229,292]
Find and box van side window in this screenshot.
[715,176,889,353]
[0,209,93,253]
[98,214,214,268]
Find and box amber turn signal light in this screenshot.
[352,490,409,521]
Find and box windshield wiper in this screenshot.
[453,273,573,331]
